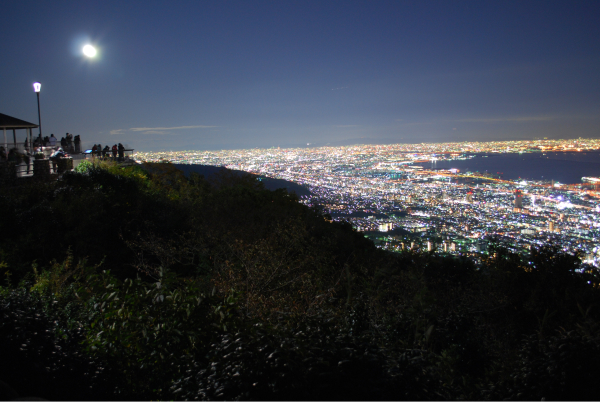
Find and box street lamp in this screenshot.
[33,82,42,149]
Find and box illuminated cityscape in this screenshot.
[136,138,600,266]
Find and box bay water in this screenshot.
[415,151,600,183]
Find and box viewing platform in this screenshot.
[0,145,136,184]
[1,113,135,185]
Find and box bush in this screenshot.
[0,287,115,400]
[171,316,449,401]
[484,329,600,400]
[76,269,239,399]
[73,159,93,174]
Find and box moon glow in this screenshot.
[82,44,97,58]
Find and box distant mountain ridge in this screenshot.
[172,164,312,197]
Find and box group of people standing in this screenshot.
[32,133,81,153]
[91,143,126,161]
[0,146,32,175]
[0,146,23,163]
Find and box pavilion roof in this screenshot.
[0,113,38,129]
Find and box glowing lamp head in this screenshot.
[82,44,97,58]
[33,82,41,93]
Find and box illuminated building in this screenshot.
[514,189,523,209]
[466,190,473,203]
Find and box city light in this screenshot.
[135,138,600,266]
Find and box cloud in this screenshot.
[399,121,437,126]
[130,125,218,131]
[455,116,555,123]
[140,130,170,135]
[110,125,218,135]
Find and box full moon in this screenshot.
[82,44,97,58]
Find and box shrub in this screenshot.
[171,316,449,401]
[484,329,600,400]
[77,269,239,399]
[0,287,115,400]
[73,159,93,174]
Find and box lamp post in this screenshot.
[33,82,42,150]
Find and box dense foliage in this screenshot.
[1,161,599,400]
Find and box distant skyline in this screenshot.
[2,0,599,152]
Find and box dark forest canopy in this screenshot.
[1,160,600,401]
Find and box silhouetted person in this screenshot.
[24,151,31,174]
[7,148,18,163]
[74,135,81,153]
[66,133,74,152]
[118,143,125,161]
[49,134,57,147]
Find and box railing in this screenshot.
[4,142,126,156]
[80,149,136,163]
[3,142,82,155]
[0,158,73,180]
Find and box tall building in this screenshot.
[514,189,523,209]
[466,189,473,203]
[548,221,555,232]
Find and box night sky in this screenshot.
[2,0,599,151]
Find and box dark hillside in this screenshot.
[173,163,312,196]
[1,161,599,400]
